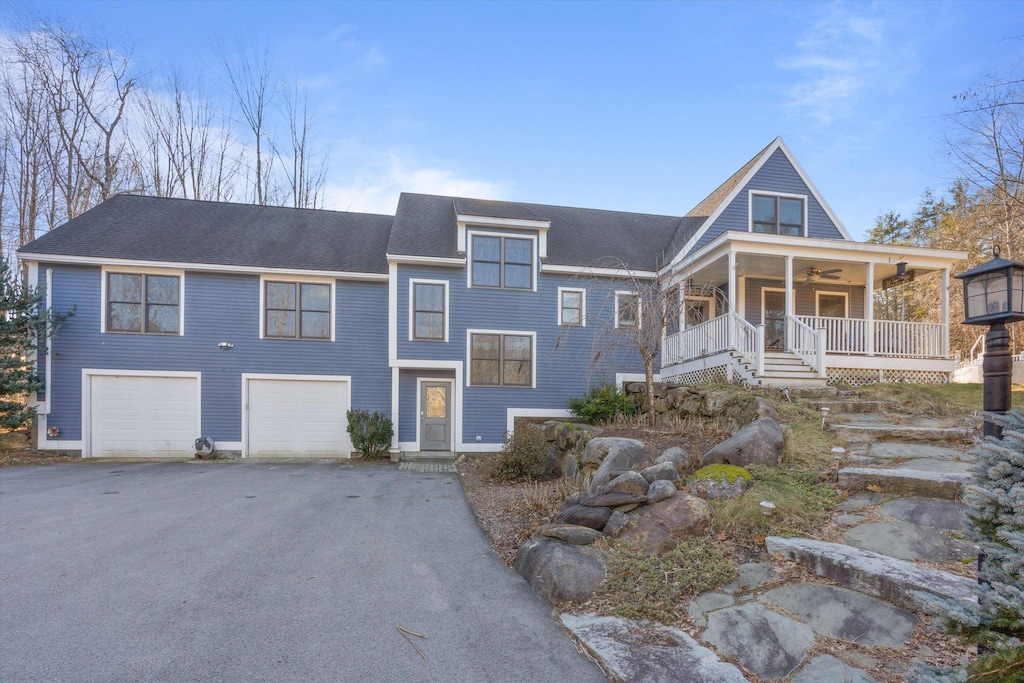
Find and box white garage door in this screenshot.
[246,378,351,457]
[88,374,200,458]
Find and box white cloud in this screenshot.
[779,4,916,124]
[322,156,507,215]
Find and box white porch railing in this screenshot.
[664,313,760,364]
[789,315,826,377]
[796,316,946,359]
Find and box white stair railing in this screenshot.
[788,315,827,378]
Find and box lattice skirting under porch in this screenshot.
[826,367,951,386]
[662,365,730,386]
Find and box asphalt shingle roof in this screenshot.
[19,194,394,274]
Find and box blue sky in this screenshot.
[7,0,1023,239]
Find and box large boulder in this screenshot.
[619,494,711,555]
[701,418,784,468]
[515,537,606,604]
[559,504,613,530]
[536,523,604,546]
[686,464,753,501]
[647,479,676,504]
[656,447,690,468]
[588,438,651,490]
[641,462,678,483]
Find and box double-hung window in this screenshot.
[470,234,533,289]
[106,272,181,334]
[469,332,533,387]
[558,288,586,326]
[752,194,805,236]
[615,291,641,329]
[264,280,331,340]
[411,280,447,341]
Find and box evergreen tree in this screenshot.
[0,261,70,430]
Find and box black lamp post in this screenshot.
[954,245,1024,439]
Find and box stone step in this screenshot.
[838,467,970,499]
[832,422,971,444]
[758,376,829,388]
[804,399,891,413]
[765,537,977,613]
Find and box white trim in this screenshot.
[390,367,400,451]
[34,414,83,451]
[387,254,465,267]
[388,262,398,363]
[815,290,849,317]
[101,265,185,336]
[456,214,550,259]
[506,408,573,436]
[761,286,787,329]
[466,329,537,388]
[557,287,587,327]
[453,442,503,453]
[615,372,661,386]
[668,137,855,268]
[542,263,657,279]
[466,229,538,292]
[259,274,336,342]
[81,369,202,458]
[241,373,353,458]
[737,275,746,320]
[683,295,717,328]
[214,441,243,451]
[20,252,388,281]
[408,278,450,342]
[416,377,456,451]
[748,190,809,237]
[614,290,642,329]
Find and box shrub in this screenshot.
[598,537,736,623]
[346,409,394,459]
[492,423,558,481]
[568,383,636,424]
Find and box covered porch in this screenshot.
[661,232,968,386]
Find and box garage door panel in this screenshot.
[89,375,199,458]
[247,378,350,458]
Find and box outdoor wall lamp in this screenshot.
[217,341,234,350]
[954,245,1024,438]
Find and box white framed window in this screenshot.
[615,291,641,329]
[749,192,807,236]
[467,329,536,388]
[816,291,849,318]
[557,287,586,327]
[467,230,537,290]
[684,296,716,328]
[259,274,335,341]
[409,278,449,341]
[101,265,184,335]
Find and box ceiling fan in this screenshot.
[802,267,842,285]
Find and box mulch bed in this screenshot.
[0,448,80,467]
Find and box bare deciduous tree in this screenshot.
[221,43,276,205]
[277,84,328,209]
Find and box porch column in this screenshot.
[941,267,950,358]
[865,261,875,356]
[785,255,794,351]
[728,251,737,315]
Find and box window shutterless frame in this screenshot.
[262,279,333,340]
[468,331,535,387]
[468,232,536,290]
[615,291,642,329]
[749,192,807,237]
[410,279,449,341]
[557,287,586,326]
[105,272,181,335]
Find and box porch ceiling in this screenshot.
[688,253,940,288]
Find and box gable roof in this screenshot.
[389,193,683,271]
[19,194,394,274]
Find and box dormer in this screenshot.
[454,199,550,292]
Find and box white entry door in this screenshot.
[87,373,200,457]
[246,376,351,457]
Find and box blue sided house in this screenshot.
[18,138,967,459]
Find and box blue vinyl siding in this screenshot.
[396,262,645,445]
[42,264,389,442]
[742,277,866,323]
[693,149,845,252]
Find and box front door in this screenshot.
[763,290,787,350]
[420,382,451,451]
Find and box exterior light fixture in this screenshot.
[760,500,776,516]
[217,341,234,350]
[819,405,831,429]
[954,245,1024,438]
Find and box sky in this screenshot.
[5,0,1022,240]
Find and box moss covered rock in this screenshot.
[687,464,753,500]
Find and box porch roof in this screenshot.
[669,230,968,285]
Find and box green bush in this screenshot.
[493,423,558,481]
[346,409,394,459]
[568,383,636,424]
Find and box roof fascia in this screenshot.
[542,263,657,280]
[387,253,466,267]
[457,214,550,258]
[16,252,390,281]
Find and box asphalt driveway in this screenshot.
[0,462,604,682]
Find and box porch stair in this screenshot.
[754,350,828,388]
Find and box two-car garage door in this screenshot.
[86,372,351,458]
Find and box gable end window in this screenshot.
[411,280,447,341]
[106,272,180,334]
[615,291,641,329]
[558,288,586,326]
[264,281,331,340]
[752,194,805,236]
[469,332,533,387]
[470,234,534,289]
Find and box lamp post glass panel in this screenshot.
[954,246,1024,438]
